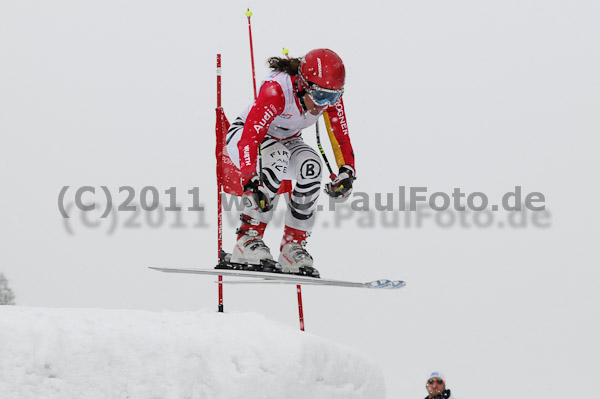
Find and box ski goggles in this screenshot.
[428,379,444,385]
[297,68,344,107]
[306,84,344,107]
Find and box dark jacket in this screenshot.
[425,389,452,399]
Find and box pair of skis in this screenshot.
[151,250,405,290]
[150,265,406,290]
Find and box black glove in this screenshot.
[324,165,355,199]
[242,174,273,212]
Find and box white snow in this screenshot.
[0,306,385,399]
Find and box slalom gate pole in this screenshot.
[297,285,305,331]
[283,48,306,332]
[245,9,264,186]
[216,54,224,313]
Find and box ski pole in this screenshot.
[246,9,258,100]
[245,9,265,191]
[315,121,337,181]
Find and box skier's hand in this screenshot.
[241,174,273,213]
[325,165,355,199]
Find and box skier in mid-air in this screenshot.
[225,48,356,276]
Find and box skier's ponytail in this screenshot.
[267,57,302,75]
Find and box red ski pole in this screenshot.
[245,9,258,100]
[246,9,265,188]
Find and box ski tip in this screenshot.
[366,279,406,289]
[367,279,391,288]
[386,280,406,289]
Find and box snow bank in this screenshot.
[0,306,385,399]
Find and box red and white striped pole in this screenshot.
[297,285,305,331]
[283,47,306,332]
[216,54,224,312]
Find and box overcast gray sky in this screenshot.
[1,1,599,398]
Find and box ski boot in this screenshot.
[278,226,320,277]
[224,215,281,273]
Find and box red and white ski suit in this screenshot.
[226,71,355,232]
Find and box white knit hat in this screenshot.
[428,371,446,382]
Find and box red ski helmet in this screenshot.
[298,49,345,106]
